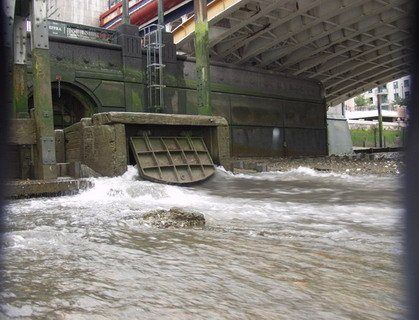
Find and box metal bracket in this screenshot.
[40,137,56,164]
[14,16,27,64]
[30,0,49,49]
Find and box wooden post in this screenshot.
[194,0,211,115]
[30,0,57,180]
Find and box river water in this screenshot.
[1,167,404,319]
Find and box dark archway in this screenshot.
[29,82,98,129]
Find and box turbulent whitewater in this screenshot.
[1,166,404,319]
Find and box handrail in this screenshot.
[47,19,117,43]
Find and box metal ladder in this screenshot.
[141,24,166,113]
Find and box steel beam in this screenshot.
[259,1,407,68]
[322,46,409,85]
[173,0,244,45]
[209,0,279,47]
[310,34,410,79]
[214,0,324,59]
[3,0,15,48]
[13,16,29,118]
[301,30,409,78]
[325,52,410,91]
[194,0,211,115]
[122,0,130,24]
[158,0,164,26]
[328,70,408,106]
[326,59,409,98]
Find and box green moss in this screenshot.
[124,68,146,83]
[194,20,211,116]
[13,65,29,118]
[131,91,142,111]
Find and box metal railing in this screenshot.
[47,20,117,43]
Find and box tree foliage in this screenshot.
[393,95,409,107]
[354,95,368,107]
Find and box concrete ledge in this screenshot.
[5,178,93,199]
[92,112,229,127]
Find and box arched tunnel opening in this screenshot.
[28,82,98,129]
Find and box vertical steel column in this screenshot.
[30,0,57,180]
[158,0,164,26]
[377,93,384,148]
[13,16,28,118]
[194,0,211,115]
[122,0,130,24]
[158,0,165,112]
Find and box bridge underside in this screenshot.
[174,0,413,105]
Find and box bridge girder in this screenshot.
[173,0,413,105]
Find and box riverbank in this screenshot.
[231,152,404,176]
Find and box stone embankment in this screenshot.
[232,152,404,176]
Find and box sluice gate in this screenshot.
[62,112,229,183]
[130,135,215,184]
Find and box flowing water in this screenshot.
[1,167,405,319]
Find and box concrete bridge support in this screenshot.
[6,12,328,181]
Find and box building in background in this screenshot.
[47,0,109,26]
[344,75,410,112]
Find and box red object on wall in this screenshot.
[99,0,186,29]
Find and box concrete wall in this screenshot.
[24,27,327,159]
[327,119,353,155]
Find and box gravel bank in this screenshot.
[231,152,404,176]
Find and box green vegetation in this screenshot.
[392,95,409,107]
[354,94,368,107]
[350,128,405,147]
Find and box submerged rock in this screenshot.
[142,208,206,229]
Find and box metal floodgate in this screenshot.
[130,134,215,184]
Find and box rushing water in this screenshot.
[1,167,404,319]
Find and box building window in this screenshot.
[109,0,121,8]
[378,85,387,93]
[404,79,410,88]
[394,93,399,99]
[393,81,398,89]
[405,91,410,98]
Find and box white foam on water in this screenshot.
[4,166,401,229]
[2,165,404,319]
[230,166,368,182]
